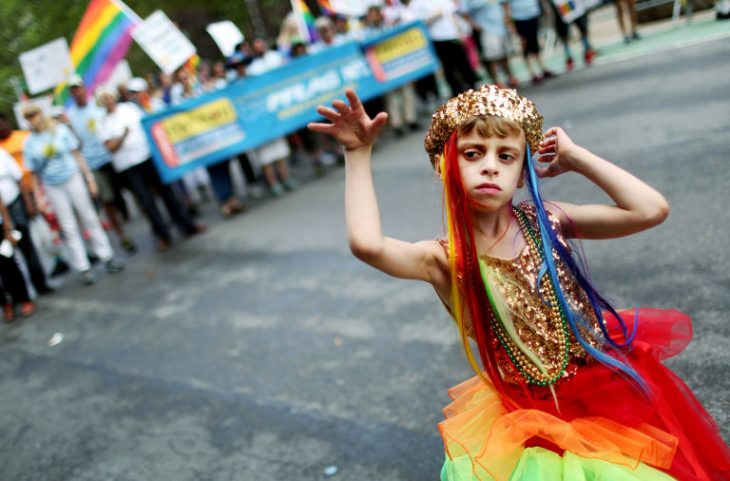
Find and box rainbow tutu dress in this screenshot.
[437,205,730,480]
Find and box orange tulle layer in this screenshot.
[438,309,730,480]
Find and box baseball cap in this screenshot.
[127,77,149,93]
[68,75,84,88]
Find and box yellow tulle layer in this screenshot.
[441,447,677,481]
[438,376,679,481]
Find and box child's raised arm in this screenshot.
[536,127,670,239]
[308,90,449,291]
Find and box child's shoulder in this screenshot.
[515,201,568,236]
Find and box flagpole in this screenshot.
[244,0,267,38]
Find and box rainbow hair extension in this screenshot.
[440,126,648,403]
[441,134,526,408]
[523,145,649,393]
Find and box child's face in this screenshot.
[456,130,526,211]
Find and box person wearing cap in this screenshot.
[226,51,253,82]
[66,76,137,254]
[95,87,205,250]
[20,103,125,286]
[126,77,166,113]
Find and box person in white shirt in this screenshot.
[247,38,299,197]
[408,0,479,96]
[309,17,348,54]
[96,88,205,250]
[0,141,52,295]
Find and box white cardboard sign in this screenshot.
[206,21,244,58]
[132,10,196,74]
[330,0,371,16]
[19,38,75,95]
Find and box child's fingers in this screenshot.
[307,122,333,134]
[345,89,362,110]
[370,112,389,133]
[537,152,557,160]
[540,137,557,147]
[543,127,560,137]
[332,99,350,115]
[316,105,340,122]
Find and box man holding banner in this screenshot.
[96,88,205,251]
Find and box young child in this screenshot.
[309,86,730,480]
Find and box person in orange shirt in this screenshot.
[0,114,32,192]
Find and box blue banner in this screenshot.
[140,21,438,183]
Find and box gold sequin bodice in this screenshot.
[442,203,603,384]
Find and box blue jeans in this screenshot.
[207,161,233,204]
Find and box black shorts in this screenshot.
[514,16,541,56]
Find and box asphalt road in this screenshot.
[1,37,729,481]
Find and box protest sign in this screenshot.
[132,10,196,74]
[19,38,74,95]
[206,21,244,58]
[141,21,437,183]
[328,0,369,16]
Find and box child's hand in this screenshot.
[308,89,388,152]
[535,127,579,178]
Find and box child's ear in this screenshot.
[517,166,526,188]
[434,156,442,177]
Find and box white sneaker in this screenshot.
[247,184,265,200]
[81,270,97,286]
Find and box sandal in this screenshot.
[3,304,14,323]
[20,302,35,318]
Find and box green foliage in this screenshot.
[0,0,296,124]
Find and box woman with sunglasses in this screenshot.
[20,105,124,286]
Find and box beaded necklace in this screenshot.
[477,205,571,386]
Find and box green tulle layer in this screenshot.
[441,447,677,481]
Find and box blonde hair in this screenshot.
[20,104,56,133]
[457,116,523,141]
[95,85,118,105]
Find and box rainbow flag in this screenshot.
[316,0,335,15]
[291,0,317,43]
[55,0,140,104]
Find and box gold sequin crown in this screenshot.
[424,85,544,166]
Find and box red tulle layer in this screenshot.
[441,308,730,480]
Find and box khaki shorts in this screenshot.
[92,164,116,204]
[480,31,510,61]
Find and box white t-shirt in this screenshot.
[97,102,151,173]
[409,0,461,41]
[247,50,285,76]
[384,4,418,25]
[0,147,21,205]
